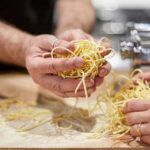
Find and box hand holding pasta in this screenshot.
[50,37,112,98]
[123,72,150,145]
[90,71,150,146]
[132,72,150,82]
[24,30,111,97]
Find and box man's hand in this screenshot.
[132,72,150,82]
[123,72,150,144]
[0,21,111,98]
[58,29,112,48]
[23,34,106,97]
[58,29,112,88]
[123,100,150,145]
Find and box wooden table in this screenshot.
[0,70,146,149]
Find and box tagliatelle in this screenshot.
[51,39,112,115]
[89,70,150,143]
[52,39,110,79]
[0,99,53,132]
[0,39,112,132]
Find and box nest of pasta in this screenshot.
[89,71,150,142]
[51,39,112,97]
[0,38,112,133]
[52,39,110,79]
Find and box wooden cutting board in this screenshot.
[0,72,147,149]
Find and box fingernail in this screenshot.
[99,69,108,76]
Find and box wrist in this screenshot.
[22,35,34,66]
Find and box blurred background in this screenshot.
[91,0,150,73]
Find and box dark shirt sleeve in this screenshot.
[0,0,56,34]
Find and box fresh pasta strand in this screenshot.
[88,70,150,146]
[0,39,112,132]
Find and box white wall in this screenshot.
[92,0,150,9]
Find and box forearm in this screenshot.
[0,22,33,67]
[55,0,95,35]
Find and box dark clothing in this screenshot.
[0,0,56,34]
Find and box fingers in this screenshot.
[95,39,112,57]
[39,75,95,92]
[98,37,112,49]
[98,62,111,77]
[124,100,150,113]
[42,40,75,55]
[53,40,75,54]
[100,49,112,57]
[94,77,104,86]
[34,57,84,74]
[100,41,112,49]
[132,72,150,82]
[123,99,150,145]
[130,123,150,137]
[35,35,76,55]
[130,125,150,144]
[126,110,150,125]
[141,135,150,144]
[99,40,112,58]
[34,35,56,51]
